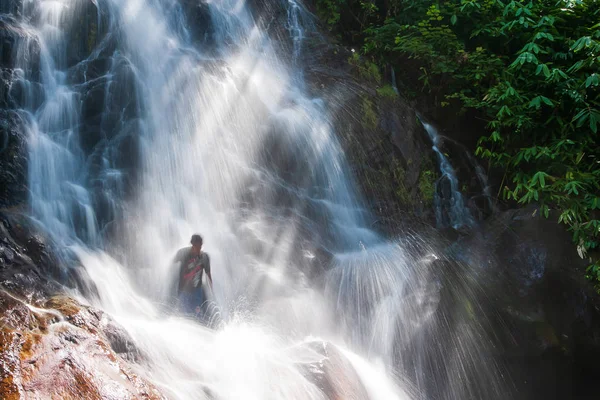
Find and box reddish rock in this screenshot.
[302,341,370,400]
[0,292,165,399]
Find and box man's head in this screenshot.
[190,234,203,253]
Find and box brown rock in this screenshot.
[0,330,24,399]
[302,341,370,400]
[0,292,165,399]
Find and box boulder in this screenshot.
[0,292,164,399]
[0,210,156,397]
[0,210,65,297]
[453,206,600,399]
[301,341,371,400]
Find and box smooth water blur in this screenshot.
[73,246,415,400]
[7,0,507,398]
[421,121,475,229]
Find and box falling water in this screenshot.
[391,66,399,94]
[421,120,475,230]
[465,152,498,214]
[3,0,508,398]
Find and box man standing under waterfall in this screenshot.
[173,234,213,319]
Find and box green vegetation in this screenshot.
[361,96,379,129]
[390,159,413,205]
[317,0,600,281]
[419,169,436,205]
[348,52,382,83]
[376,84,399,98]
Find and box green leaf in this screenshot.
[528,96,553,108]
[510,52,539,69]
[532,171,548,188]
[451,14,457,25]
[535,64,551,77]
[565,181,584,195]
[541,204,549,218]
[572,36,592,52]
[573,109,589,127]
[585,74,599,88]
[528,96,541,108]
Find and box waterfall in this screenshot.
[465,152,498,214]
[421,120,476,230]
[3,0,508,398]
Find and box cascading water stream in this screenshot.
[4,0,508,398]
[19,0,101,248]
[421,120,475,230]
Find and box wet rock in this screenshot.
[1,67,11,108]
[0,16,23,68]
[80,75,108,126]
[105,56,139,121]
[302,41,435,232]
[0,292,164,399]
[180,0,214,48]
[0,15,41,82]
[69,55,111,85]
[65,0,110,68]
[301,341,370,400]
[1,212,57,273]
[454,206,600,398]
[0,0,23,16]
[6,71,44,110]
[1,16,44,109]
[0,110,27,208]
[101,317,143,363]
[77,54,140,156]
[0,330,24,399]
[0,212,64,305]
[79,122,105,156]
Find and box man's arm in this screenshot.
[205,254,213,290]
[173,248,186,294]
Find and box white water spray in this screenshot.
[6,0,415,397]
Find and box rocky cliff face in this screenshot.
[457,206,600,399]
[301,39,438,232]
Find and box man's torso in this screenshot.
[177,247,209,294]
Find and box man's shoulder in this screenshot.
[175,246,192,260]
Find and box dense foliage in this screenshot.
[315,0,600,280]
